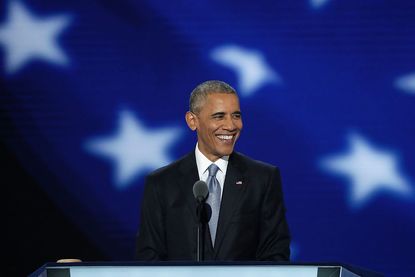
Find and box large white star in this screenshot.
[210,45,280,97]
[85,110,182,189]
[320,133,412,208]
[0,1,71,74]
[395,72,415,95]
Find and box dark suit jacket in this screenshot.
[136,151,290,261]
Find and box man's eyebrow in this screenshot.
[232,111,242,115]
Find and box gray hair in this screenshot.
[189,80,237,113]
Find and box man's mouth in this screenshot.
[216,134,235,141]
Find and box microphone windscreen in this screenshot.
[193,180,208,200]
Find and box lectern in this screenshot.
[30,262,383,277]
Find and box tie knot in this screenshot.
[208,164,219,177]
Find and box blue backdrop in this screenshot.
[1,0,415,276]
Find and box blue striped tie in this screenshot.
[206,164,221,246]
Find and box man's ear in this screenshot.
[185,111,197,131]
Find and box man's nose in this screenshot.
[223,116,236,130]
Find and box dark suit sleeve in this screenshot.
[135,175,167,260]
[255,167,291,261]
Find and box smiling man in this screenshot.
[136,80,290,261]
[185,83,242,161]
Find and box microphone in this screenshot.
[193,180,208,203]
[193,180,212,223]
[192,180,210,262]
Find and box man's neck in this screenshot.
[196,143,229,162]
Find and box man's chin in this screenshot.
[216,147,234,157]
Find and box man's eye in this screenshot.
[233,114,241,119]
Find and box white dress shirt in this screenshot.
[195,143,229,200]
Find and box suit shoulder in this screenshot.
[146,152,192,180]
[233,151,280,173]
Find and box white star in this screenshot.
[395,72,415,95]
[0,1,71,74]
[211,45,280,97]
[85,110,182,189]
[320,133,412,208]
[310,0,331,9]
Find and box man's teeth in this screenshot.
[217,135,233,140]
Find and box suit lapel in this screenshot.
[213,152,246,257]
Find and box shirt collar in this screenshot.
[195,143,229,177]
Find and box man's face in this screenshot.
[186,93,243,161]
